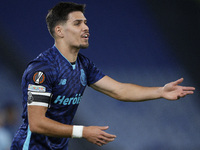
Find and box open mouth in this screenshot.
[84,35,88,38]
[82,33,90,39]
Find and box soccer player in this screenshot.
[11,2,195,150]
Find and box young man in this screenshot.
[11,2,195,150]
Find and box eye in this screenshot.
[74,21,81,26]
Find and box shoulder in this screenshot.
[78,53,90,61]
[28,47,58,71]
[78,53,94,67]
[34,47,57,66]
[23,48,59,81]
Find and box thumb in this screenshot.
[172,78,184,86]
[99,126,109,131]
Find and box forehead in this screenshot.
[67,11,86,22]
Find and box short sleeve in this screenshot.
[23,61,57,107]
[79,55,105,85]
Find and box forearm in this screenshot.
[116,83,163,102]
[29,115,73,138]
[28,105,73,138]
[91,76,163,102]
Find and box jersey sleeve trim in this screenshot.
[28,102,49,107]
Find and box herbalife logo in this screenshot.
[59,79,67,85]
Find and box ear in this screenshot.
[54,25,64,38]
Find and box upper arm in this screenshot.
[28,105,48,132]
[90,75,124,100]
[25,62,55,131]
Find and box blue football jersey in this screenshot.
[11,45,105,150]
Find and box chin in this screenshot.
[80,44,89,49]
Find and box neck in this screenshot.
[55,41,79,63]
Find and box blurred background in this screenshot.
[0,0,200,149]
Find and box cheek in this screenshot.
[65,29,80,41]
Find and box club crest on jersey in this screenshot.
[33,71,45,84]
[80,69,87,86]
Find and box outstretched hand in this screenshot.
[161,78,195,100]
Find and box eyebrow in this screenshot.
[73,19,87,22]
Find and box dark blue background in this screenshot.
[0,0,200,149]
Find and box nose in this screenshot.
[83,23,89,32]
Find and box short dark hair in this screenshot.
[46,2,85,37]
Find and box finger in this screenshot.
[100,134,116,142]
[96,138,110,147]
[103,137,115,143]
[96,141,103,147]
[177,91,194,99]
[102,131,117,138]
[97,137,115,146]
[96,132,116,146]
[99,126,117,137]
[182,86,195,91]
[98,138,108,145]
[183,91,194,95]
[185,91,194,95]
